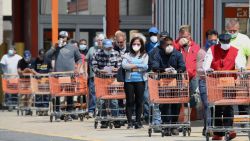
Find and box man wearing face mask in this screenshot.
[114,30,130,56]
[197,29,218,136]
[149,36,186,136]
[174,25,200,108]
[203,34,245,140]
[146,27,160,53]
[225,19,250,117]
[46,31,82,121]
[92,39,122,128]
[1,47,22,111]
[17,50,36,115]
[85,33,105,118]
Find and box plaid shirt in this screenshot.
[92,49,122,73]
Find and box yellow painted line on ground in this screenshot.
[0,127,102,141]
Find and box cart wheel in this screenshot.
[225,132,230,141]
[21,110,23,116]
[50,115,53,122]
[206,133,210,141]
[148,128,152,137]
[17,110,19,116]
[80,115,84,121]
[64,115,68,122]
[8,107,13,112]
[36,111,38,116]
[188,128,191,136]
[44,111,49,116]
[114,121,121,128]
[30,111,33,116]
[183,128,187,137]
[161,129,165,137]
[109,122,113,129]
[94,121,98,129]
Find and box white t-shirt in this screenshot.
[0,54,22,74]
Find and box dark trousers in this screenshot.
[55,96,73,112]
[213,105,234,136]
[160,104,181,124]
[124,81,145,123]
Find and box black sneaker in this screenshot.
[202,128,206,136]
[127,123,133,129]
[100,121,108,128]
[134,122,143,129]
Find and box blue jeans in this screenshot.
[143,81,150,119]
[88,77,96,113]
[199,79,210,128]
[189,77,199,107]
[152,104,162,125]
[98,99,119,117]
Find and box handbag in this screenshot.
[116,67,125,82]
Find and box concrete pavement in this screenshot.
[0,111,249,141]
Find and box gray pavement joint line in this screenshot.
[0,127,102,141]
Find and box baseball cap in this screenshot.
[160,31,170,38]
[219,34,231,44]
[148,27,159,34]
[59,31,69,38]
[23,50,31,59]
[102,39,113,48]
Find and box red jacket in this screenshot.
[210,44,238,70]
[174,39,200,79]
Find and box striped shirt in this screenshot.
[92,49,122,73]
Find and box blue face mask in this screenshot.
[8,50,14,56]
[205,40,218,50]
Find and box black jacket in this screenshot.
[149,46,186,73]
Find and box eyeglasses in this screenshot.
[117,41,124,44]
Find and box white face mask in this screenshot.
[150,36,158,43]
[79,45,87,50]
[58,38,66,47]
[165,45,174,54]
[220,43,231,50]
[132,45,141,52]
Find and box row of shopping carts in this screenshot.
[2,71,250,140]
[94,71,249,140]
[1,72,88,122]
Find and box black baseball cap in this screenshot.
[219,34,231,44]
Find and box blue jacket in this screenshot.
[146,42,159,53]
[149,46,186,72]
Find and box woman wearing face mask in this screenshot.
[122,36,149,129]
[78,39,88,77]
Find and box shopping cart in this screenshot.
[33,74,50,116]
[205,71,250,141]
[94,73,126,129]
[17,74,36,116]
[49,72,88,122]
[147,72,191,137]
[1,74,19,111]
